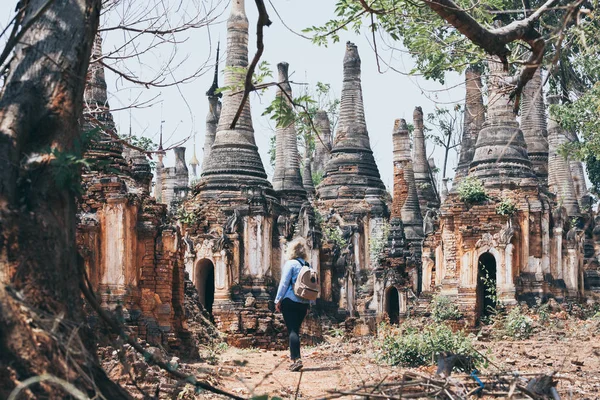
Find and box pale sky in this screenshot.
[1,0,466,191]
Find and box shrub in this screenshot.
[323,225,348,248]
[431,295,463,322]
[496,198,517,216]
[504,307,533,339]
[458,177,488,204]
[376,322,484,369]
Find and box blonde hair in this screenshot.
[286,237,308,260]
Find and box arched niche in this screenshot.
[195,258,215,314]
[476,252,497,321]
[384,286,400,324]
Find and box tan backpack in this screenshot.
[293,259,319,301]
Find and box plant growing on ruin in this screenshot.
[496,198,517,216]
[431,295,463,322]
[376,322,483,369]
[312,171,324,186]
[504,307,534,340]
[369,222,390,268]
[176,206,199,225]
[458,177,488,204]
[323,225,348,248]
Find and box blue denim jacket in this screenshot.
[274,258,313,305]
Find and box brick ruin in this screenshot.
[77,35,191,350]
[79,1,600,350]
[422,57,600,325]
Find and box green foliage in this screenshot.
[327,327,345,338]
[496,198,517,216]
[369,221,390,268]
[216,61,273,94]
[312,171,324,186]
[479,265,501,319]
[119,134,156,152]
[323,225,348,248]
[303,0,512,82]
[457,177,487,204]
[536,303,551,325]
[504,307,533,340]
[376,322,483,369]
[431,295,463,322]
[264,81,339,168]
[176,206,199,225]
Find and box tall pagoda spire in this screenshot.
[312,110,332,174]
[468,57,537,188]
[412,106,440,212]
[199,0,271,191]
[454,66,485,186]
[272,62,307,212]
[564,129,590,207]
[83,34,128,173]
[392,119,424,242]
[317,42,387,214]
[547,96,580,216]
[303,155,316,198]
[154,119,166,202]
[202,42,222,172]
[189,132,200,178]
[520,68,549,187]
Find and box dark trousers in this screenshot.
[280,298,309,360]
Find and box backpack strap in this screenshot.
[295,258,310,268]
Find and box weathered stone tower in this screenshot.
[181,0,323,349]
[161,147,190,210]
[454,66,485,186]
[312,110,332,175]
[412,107,440,213]
[317,42,387,215]
[547,96,580,217]
[272,62,307,213]
[316,42,389,318]
[78,34,188,348]
[520,68,549,187]
[202,43,222,173]
[421,57,584,325]
[392,119,423,254]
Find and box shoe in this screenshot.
[289,359,303,372]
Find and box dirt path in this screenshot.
[214,339,389,398]
[198,332,600,399]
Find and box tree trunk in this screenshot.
[0,1,129,398]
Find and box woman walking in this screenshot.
[275,238,316,372]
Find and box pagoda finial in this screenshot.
[206,41,222,99]
[189,132,200,177]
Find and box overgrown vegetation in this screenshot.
[322,225,348,248]
[369,222,390,268]
[312,171,324,186]
[503,307,534,340]
[176,206,200,225]
[430,295,463,322]
[457,177,488,204]
[496,198,517,216]
[376,322,484,369]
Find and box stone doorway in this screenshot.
[385,286,400,324]
[195,259,215,314]
[477,252,497,321]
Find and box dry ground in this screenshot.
[103,308,600,399]
[202,331,600,399]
